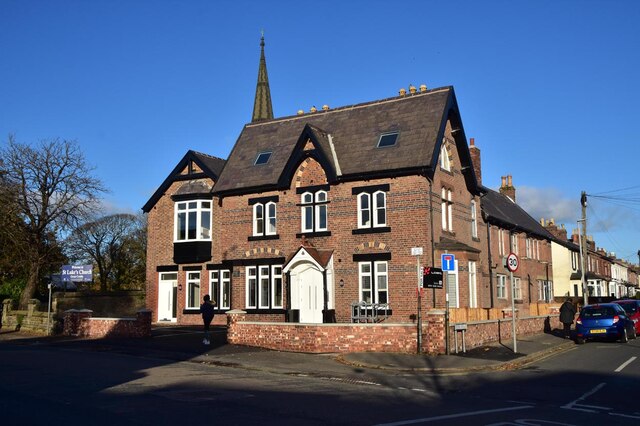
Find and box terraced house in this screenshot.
[143,38,563,328]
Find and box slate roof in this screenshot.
[480,188,556,240]
[142,150,226,212]
[213,86,477,195]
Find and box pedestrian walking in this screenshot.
[200,294,216,345]
[559,297,576,339]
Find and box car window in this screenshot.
[618,303,637,314]
[582,307,616,318]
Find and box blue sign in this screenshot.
[61,265,93,282]
[441,254,456,271]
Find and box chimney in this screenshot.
[543,217,568,241]
[499,174,516,202]
[468,138,482,186]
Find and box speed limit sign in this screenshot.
[506,253,519,272]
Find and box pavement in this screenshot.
[0,325,576,376]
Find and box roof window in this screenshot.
[377,132,398,148]
[254,151,272,165]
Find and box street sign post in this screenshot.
[506,252,519,353]
[412,247,423,354]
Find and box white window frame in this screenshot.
[245,265,283,310]
[526,238,532,258]
[446,260,459,308]
[301,190,328,233]
[186,271,201,309]
[497,274,507,299]
[510,233,519,255]
[469,261,477,308]
[358,261,389,304]
[513,276,522,300]
[174,200,212,242]
[252,201,277,236]
[498,229,505,256]
[441,187,453,232]
[209,270,231,310]
[470,200,478,239]
[357,190,387,229]
[272,265,283,309]
[440,143,451,171]
[258,265,270,309]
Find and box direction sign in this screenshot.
[506,253,519,272]
[441,254,456,271]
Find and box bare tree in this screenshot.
[65,213,142,291]
[0,136,106,306]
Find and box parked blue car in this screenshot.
[575,303,637,344]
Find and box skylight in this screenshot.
[377,132,398,148]
[254,151,272,165]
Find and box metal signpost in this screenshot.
[441,253,455,355]
[411,247,423,354]
[506,252,519,353]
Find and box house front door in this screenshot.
[158,273,177,322]
[295,263,324,324]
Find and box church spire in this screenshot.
[251,32,274,122]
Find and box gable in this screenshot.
[142,150,225,213]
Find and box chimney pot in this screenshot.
[470,137,475,146]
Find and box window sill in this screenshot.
[352,227,391,235]
[296,231,331,238]
[244,308,287,314]
[248,234,280,241]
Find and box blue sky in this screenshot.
[2,0,639,262]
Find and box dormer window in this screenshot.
[377,132,398,148]
[254,151,272,165]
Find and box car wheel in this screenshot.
[576,337,585,345]
[621,327,629,343]
[631,327,637,340]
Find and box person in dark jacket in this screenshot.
[200,294,216,345]
[559,297,577,339]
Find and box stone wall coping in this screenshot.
[226,309,247,314]
[64,309,94,313]
[237,321,415,328]
[427,309,446,314]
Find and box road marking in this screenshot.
[614,356,636,372]
[374,405,533,425]
[610,412,640,419]
[561,382,610,413]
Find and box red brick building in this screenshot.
[143,38,556,326]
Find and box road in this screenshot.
[0,337,638,425]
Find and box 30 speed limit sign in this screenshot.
[506,253,519,272]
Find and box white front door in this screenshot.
[297,264,324,324]
[158,273,177,322]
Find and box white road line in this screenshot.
[561,382,609,413]
[374,405,533,426]
[614,356,636,372]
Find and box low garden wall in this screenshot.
[227,309,562,355]
[63,309,152,338]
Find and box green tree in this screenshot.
[0,136,106,307]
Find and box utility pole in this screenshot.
[579,191,589,307]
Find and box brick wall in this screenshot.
[227,309,561,354]
[63,309,152,338]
